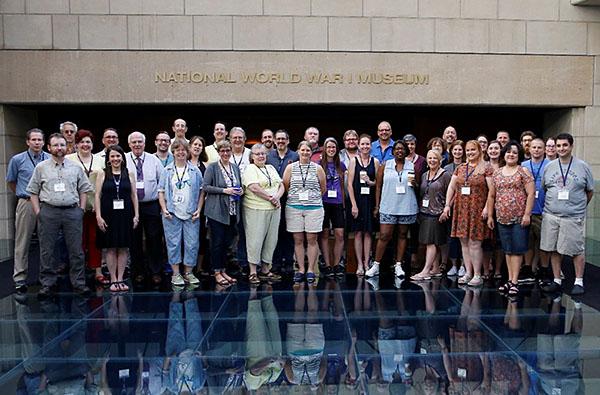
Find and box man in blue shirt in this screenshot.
[371,121,394,163]
[6,128,49,293]
[267,129,299,274]
[520,138,549,284]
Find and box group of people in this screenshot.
[7,119,594,297]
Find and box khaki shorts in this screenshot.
[285,206,324,233]
[527,214,543,250]
[540,212,585,256]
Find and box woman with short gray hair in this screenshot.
[242,144,285,285]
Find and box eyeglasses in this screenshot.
[253,152,266,156]
[378,128,391,132]
[345,138,358,141]
[63,130,75,134]
[156,139,170,143]
[218,149,231,153]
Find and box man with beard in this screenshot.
[371,121,394,163]
[441,126,457,164]
[340,129,359,169]
[261,129,275,152]
[154,131,174,167]
[60,121,77,155]
[27,133,92,296]
[304,126,323,163]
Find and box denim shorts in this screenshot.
[497,223,530,255]
[379,213,417,225]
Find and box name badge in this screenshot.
[535,190,539,199]
[396,186,406,194]
[119,369,130,379]
[360,187,370,195]
[327,190,337,198]
[113,199,124,210]
[54,182,65,192]
[461,186,471,195]
[457,368,467,378]
[558,190,569,200]
[299,191,309,201]
[136,181,145,189]
[422,199,430,208]
[174,194,185,204]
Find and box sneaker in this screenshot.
[518,266,535,284]
[542,281,562,293]
[571,284,585,295]
[322,266,334,278]
[447,266,458,276]
[366,277,380,290]
[15,281,28,294]
[183,272,200,285]
[306,272,316,284]
[394,262,405,278]
[333,264,345,277]
[171,273,185,286]
[458,266,466,277]
[394,277,404,289]
[366,262,380,277]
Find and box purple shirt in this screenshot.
[323,161,346,204]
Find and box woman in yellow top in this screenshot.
[65,130,107,284]
[242,144,285,285]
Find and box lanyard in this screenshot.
[232,152,243,168]
[77,154,93,177]
[257,166,272,187]
[26,151,43,168]
[558,157,573,187]
[358,155,370,169]
[425,169,443,195]
[327,164,339,180]
[464,164,476,184]
[396,163,404,184]
[131,152,145,166]
[299,162,311,189]
[174,164,188,189]
[220,161,236,186]
[529,159,546,183]
[113,174,121,199]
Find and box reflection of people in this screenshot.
[150,293,206,394]
[244,285,284,390]
[285,281,327,389]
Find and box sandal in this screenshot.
[258,272,282,282]
[356,267,365,276]
[439,262,447,273]
[481,274,490,280]
[430,272,442,278]
[458,275,472,285]
[498,282,509,293]
[293,272,305,282]
[214,274,230,286]
[508,282,519,296]
[306,272,316,283]
[95,275,110,285]
[411,273,431,281]
[109,282,120,292]
[248,273,261,285]
[118,281,129,292]
[467,276,483,287]
[493,273,502,280]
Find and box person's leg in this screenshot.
[37,205,61,287]
[106,248,118,291]
[550,252,562,281]
[84,212,103,277]
[182,218,200,274]
[13,199,37,285]
[354,231,364,271]
[292,233,307,273]
[220,218,238,282]
[459,238,473,278]
[142,203,164,276]
[306,232,319,274]
[63,207,86,287]
[417,244,438,277]
[508,255,523,286]
[130,205,146,279]
[260,209,281,271]
[364,231,373,265]
[116,248,127,282]
[573,254,585,281]
[163,215,182,274]
[395,224,409,264]
[467,239,483,278]
[332,228,345,267]
[374,224,394,261]
[208,218,226,274]
[320,227,332,268]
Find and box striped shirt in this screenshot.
[286,162,322,207]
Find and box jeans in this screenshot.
[208,216,236,271]
[162,214,200,267]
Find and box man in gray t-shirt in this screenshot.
[540,133,594,296]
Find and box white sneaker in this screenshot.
[394,262,405,278]
[447,266,458,276]
[366,262,380,277]
[394,277,404,289]
[458,266,466,277]
[366,277,380,290]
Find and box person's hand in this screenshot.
[97,216,107,232]
[133,216,139,229]
[481,207,488,220]
[487,217,495,230]
[436,334,446,348]
[192,209,200,221]
[373,207,379,218]
[440,206,451,221]
[163,210,172,221]
[223,187,236,195]
[351,204,359,219]
[521,214,531,227]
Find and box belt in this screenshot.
[42,203,78,209]
[18,197,30,201]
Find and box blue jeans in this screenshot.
[208,216,236,271]
[497,223,530,255]
[162,215,200,267]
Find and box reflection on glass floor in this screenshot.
[1,276,600,394]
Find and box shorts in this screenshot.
[322,202,345,229]
[540,212,585,256]
[285,206,324,233]
[527,214,543,250]
[497,223,530,255]
[379,213,417,225]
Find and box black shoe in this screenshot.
[518,266,535,284]
[322,266,334,278]
[38,285,56,298]
[333,264,345,277]
[542,281,562,293]
[15,282,28,294]
[571,284,585,295]
[72,285,91,296]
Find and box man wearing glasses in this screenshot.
[94,128,119,162]
[371,121,395,163]
[154,131,174,167]
[60,121,78,155]
[340,129,359,169]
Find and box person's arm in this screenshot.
[522,178,535,227]
[282,165,292,192]
[159,191,172,220]
[7,182,16,193]
[30,194,40,216]
[79,191,87,211]
[198,190,206,212]
[203,164,234,195]
[347,159,359,218]
[317,165,326,196]
[441,174,457,221]
[482,175,492,220]
[373,163,385,217]
[95,170,107,232]
[487,180,496,230]
[587,190,594,205]
[130,171,139,228]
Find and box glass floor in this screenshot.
[1,274,600,394]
